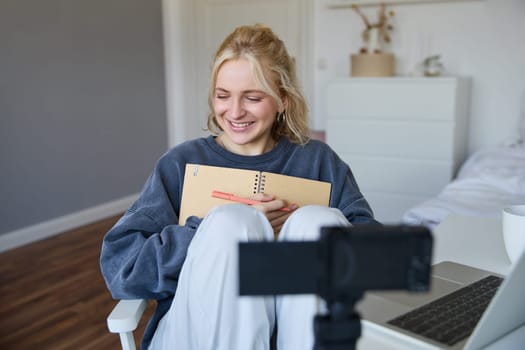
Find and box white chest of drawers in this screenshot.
[325,77,470,223]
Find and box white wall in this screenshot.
[314,0,525,154]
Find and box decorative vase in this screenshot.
[351,53,395,77]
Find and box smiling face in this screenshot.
[213,58,284,155]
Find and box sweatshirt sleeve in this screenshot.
[100,156,200,300]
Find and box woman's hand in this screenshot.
[250,193,297,238]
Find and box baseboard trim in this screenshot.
[0,194,138,253]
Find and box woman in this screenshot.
[100,24,376,349]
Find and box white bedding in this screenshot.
[402,144,525,229]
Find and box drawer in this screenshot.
[327,119,456,159]
[326,78,458,121]
[363,191,429,223]
[341,155,453,196]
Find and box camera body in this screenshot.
[239,224,433,350]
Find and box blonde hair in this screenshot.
[207,24,310,144]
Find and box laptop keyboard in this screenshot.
[387,275,503,346]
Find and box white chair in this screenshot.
[107,299,148,350]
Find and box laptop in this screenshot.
[357,249,525,349]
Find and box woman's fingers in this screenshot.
[250,195,299,238]
[251,194,297,213]
[250,193,275,202]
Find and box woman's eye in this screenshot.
[246,96,262,102]
[216,95,228,100]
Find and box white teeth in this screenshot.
[231,121,252,127]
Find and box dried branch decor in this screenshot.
[351,3,395,54]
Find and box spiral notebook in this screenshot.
[179,164,332,225]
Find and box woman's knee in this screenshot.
[280,205,350,241]
[186,204,273,261]
[199,204,273,242]
[289,205,348,226]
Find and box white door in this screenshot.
[163,0,312,147]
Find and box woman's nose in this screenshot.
[229,98,245,119]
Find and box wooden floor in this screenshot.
[0,215,154,349]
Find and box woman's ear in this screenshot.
[280,95,288,113]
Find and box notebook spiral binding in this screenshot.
[253,173,266,194]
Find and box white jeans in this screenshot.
[150,204,350,350]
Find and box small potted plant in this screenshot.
[350,3,396,77]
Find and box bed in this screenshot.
[402,140,525,230]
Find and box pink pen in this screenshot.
[211,190,291,212]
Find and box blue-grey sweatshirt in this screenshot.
[100,136,376,349]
